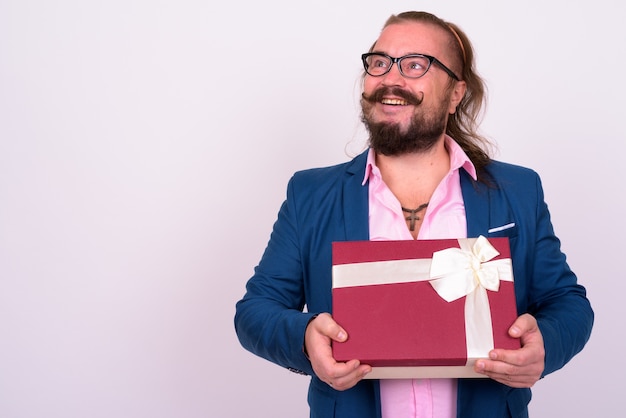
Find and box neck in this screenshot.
[374,137,450,239]
[375,137,450,195]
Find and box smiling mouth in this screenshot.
[381,98,409,106]
[362,88,423,106]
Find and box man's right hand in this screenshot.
[304,313,372,391]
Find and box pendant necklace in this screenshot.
[401,202,429,231]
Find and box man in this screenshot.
[234,11,593,418]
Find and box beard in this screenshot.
[361,86,450,156]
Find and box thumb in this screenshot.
[335,328,348,342]
[316,312,348,342]
[509,313,538,338]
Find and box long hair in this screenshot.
[376,11,494,181]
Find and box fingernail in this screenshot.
[476,361,485,370]
[337,331,347,341]
[489,351,497,360]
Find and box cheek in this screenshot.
[362,76,378,94]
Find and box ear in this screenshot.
[448,80,466,114]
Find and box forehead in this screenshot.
[373,21,451,58]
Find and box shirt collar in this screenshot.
[362,135,478,186]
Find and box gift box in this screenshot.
[331,236,520,379]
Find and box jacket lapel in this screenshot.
[342,150,370,241]
[460,169,491,237]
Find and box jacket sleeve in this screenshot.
[234,175,317,376]
[524,172,594,376]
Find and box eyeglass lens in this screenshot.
[364,54,431,78]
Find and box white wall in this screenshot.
[0,1,623,417]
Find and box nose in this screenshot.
[381,62,405,85]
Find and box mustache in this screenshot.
[361,87,424,106]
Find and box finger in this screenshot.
[475,361,521,385]
[319,357,361,379]
[489,335,545,369]
[475,356,542,388]
[485,370,538,388]
[326,361,372,391]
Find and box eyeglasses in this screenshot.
[361,52,460,81]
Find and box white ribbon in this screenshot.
[332,236,513,363]
[429,235,509,302]
[428,236,513,360]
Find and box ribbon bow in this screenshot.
[429,235,503,302]
[427,236,514,360]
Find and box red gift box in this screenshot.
[331,236,520,379]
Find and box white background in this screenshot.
[1,1,623,417]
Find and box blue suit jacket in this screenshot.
[235,150,593,418]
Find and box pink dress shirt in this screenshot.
[363,136,477,418]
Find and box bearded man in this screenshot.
[235,11,593,418]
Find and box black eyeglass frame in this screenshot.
[361,52,460,81]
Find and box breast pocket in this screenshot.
[487,222,518,238]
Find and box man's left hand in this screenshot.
[474,313,545,388]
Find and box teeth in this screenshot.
[381,98,408,105]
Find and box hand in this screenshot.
[304,313,372,391]
[474,313,545,387]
